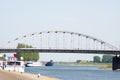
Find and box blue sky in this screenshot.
[0,0,120,61]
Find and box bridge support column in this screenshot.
[112,55,120,70]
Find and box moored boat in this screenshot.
[0,56,25,72]
[25,61,42,67]
[3,61,25,72]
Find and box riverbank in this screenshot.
[0,70,60,80]
[55,62,112,69]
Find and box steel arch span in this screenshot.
[2,31,120,71]
[7,31,117,50]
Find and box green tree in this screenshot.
[93,56,101,63]
[17,43,39,61]
[102,54,113,63]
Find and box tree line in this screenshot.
[17,43,39,61]
[93,54,113,63]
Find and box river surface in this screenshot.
[25,66,120,80]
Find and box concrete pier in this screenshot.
[112,55,120,70]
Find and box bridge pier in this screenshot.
[112,55,120,70]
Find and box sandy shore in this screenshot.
[0,70,60,80]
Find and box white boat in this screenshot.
[25,61,42,67]
[3,61,25,72]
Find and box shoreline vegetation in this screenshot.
[0,70,60,80]
[55,62,112,69]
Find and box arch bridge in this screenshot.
[0,31,120,70]
[7,31,118,50]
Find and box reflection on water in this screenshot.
[25,66,120,80]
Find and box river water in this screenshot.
[25,66,120,80]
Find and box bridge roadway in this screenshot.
[0,48,120,54]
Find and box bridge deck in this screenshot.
[0,49,120,54]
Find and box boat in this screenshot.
[25,61,42,67]
[0,56,25,72]
[3,60,25,72]
[45,60,54,66]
